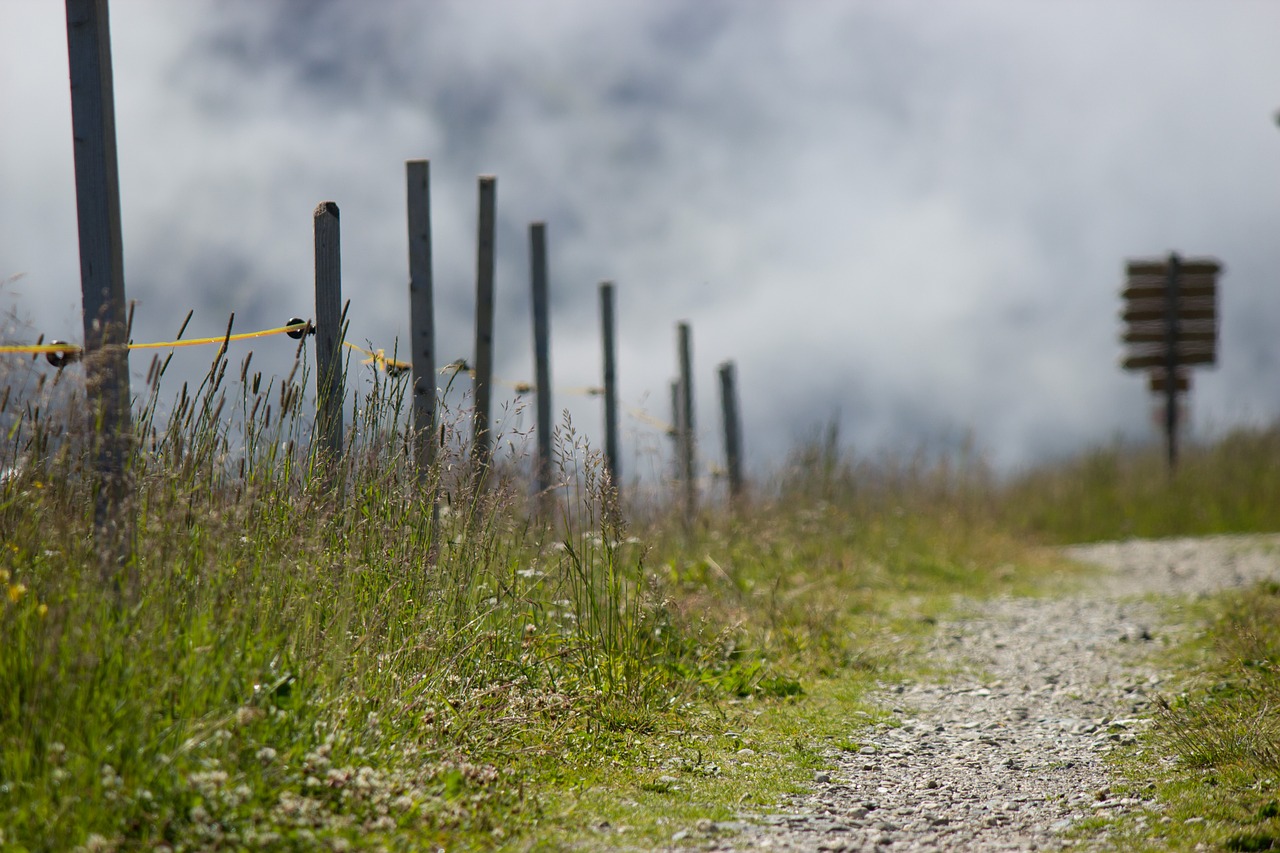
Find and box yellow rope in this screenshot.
[0,321,311,357]
[4,323,632,399]
[131,322,310,350]
[344,341,411,375]
[0,344,78,355]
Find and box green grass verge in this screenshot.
[1078,579,1280,851]
[0,350,1076,851]
[997,428,1280,543]
[7,338,1280,850]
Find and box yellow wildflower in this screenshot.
[37,603,48,617]
[8,583,26,604]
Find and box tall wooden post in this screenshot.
[599,282,620,488]
[530,222,553,513]
[1162,252,1182,473]
[676,322,696,522]
[670,379,682,473]
[66,0,134,592]
[718,360,743,506]
[406,160,435,480]
[472,176,496,482]
[313,202,344,473]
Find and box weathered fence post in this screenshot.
[406,160,436,478]
[472,176,497,484]
[313,202,344,477]
[530,222,554,516]
[676,322,696,523]
[65,0,134,594]
[599,281,620,488]
[718,360,743,507]
[670,378,682,472]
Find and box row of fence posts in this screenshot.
[309,166,747,519]
[60,0,747,595]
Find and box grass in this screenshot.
[0,333,1068,852]
[6,309,1280,850]
[1071,578,1280,852]
[996,430,1280,543]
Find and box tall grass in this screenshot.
[997,430,1280,543]
[0,336,691,849]
[0,328,1078,849]
[8,304,1280,849]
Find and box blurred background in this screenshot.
[3,0,1279,480]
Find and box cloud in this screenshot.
[3,0,1279,480]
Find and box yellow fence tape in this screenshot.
[3,320,616,401]
[0,320,311,366]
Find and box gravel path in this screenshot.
[693,535,1280,852]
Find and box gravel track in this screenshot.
[686,535,1280,852]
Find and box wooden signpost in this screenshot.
[1120,253,1221,471]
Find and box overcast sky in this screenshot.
[3,1,1279,481]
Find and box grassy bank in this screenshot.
[1072,579,1280,852]
[6,332,1280,850]
[0,348,1065,851]
[997,428,1280,543]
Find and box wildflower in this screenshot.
[235,705,263,726]
[37,603,47,617]
[7,583,26,604]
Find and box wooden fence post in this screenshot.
[670,378,681,476]
[718,360,743,507]
[313,202,344,476]
[65,0,134,594]
[406,161,436,481]
[530,222,553,515]
[472,176,497,483]
[599,281,619,488]
[676,322,696,523]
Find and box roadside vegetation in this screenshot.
[0,336,1061,851]
[4,318,1280,850]
[996,429,1280,543]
